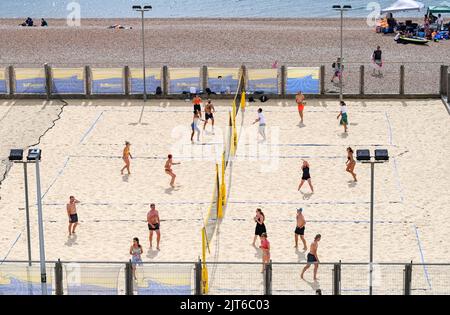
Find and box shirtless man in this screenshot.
[147,203,161,250]
[203,99,216,133]
[295,91,306,124]
[165,154,181,188]
[301,234,321,280]
[66,196,80,236]
[294,208,307,250]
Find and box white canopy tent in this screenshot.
[380,0,425,14]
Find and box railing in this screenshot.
[1,260,450,295]
[1,63,448,99]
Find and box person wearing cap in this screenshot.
[295,208,307,250]
[121,141,132,175]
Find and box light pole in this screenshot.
[8,148,47,295]
[356,149,389,295]
[332,4,352,101]
[8,149,32,267]
[132,5,152,102]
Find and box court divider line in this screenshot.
[41,156,71,200]
[79,111,104,144]
[413,224,432,290]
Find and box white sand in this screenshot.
[1,98,450,294]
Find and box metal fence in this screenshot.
[1,260,450,295]
[0,62,448,99]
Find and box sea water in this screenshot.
[0,0,446,18]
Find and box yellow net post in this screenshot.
[232,101,238,153]
[240,90,246,111]
[229,111,235,156]
[220,150,226,209]
[216,164,223,219]
[201,228,209,294]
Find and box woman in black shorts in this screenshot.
[252,208,266,246]
[298,159,314,193]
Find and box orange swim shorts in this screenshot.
[297,104,305,112]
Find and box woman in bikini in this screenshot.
[346,147,357,181]
[259,232,270,273]
[121,141,132,175]
[298,159,314,193]
[252,208,266,246]
[296,91,306,124]
[165,154,181,188]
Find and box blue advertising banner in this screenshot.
[169,68,200,94]
[52,68,85,94]
[286,67,320,94]
[0,69,7,94]
[207,68,240,94]
[247,69,278,94]
[130,68,162,94]
[92,68,124,94]
[15,68,46,94]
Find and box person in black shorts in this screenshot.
[252,208,266,246]
[298,159,314,193]
[295,208,307,250]
[147,203,161,250]
[301,234,321,280]
[203,99,216,133]
[192,94,202,118]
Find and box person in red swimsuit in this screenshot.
[296,91,306,124]
[259,232,271,273]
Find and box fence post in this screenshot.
[239,64,246,92]
[85,65,92,97]
[162,65,169,96]
[447,73,450,104]
[195,258,203,295]
[264,260,272,295]
[320,65,325,95]
[55,259,63,295]
[124,65,130,96]
[333,262,341,295]
[280,65,286,97]
[359,65,365,95]
[202,65,208,93]
[125,261,134,295]
[8,65,15,96]
[403,263,412,295]
[439,65,448,96]
[44,63,52,100]
[399,65,405,95]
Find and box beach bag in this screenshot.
[155,86,162,95]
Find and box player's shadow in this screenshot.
[146,249,159,259]
[348,180,357,188]
[295,247,307,262]
[303,278,321,293]
[297,122,306,128]
[340,132,348,139]
[252,244,263,259]
[64,234,78,247]
[301,191,314,200]
[122,174,130,182]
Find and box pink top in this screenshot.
[260,239,270,250]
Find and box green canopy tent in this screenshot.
[427,5,450,15]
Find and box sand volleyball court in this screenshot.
[1,98,450,294]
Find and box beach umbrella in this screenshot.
[381,0,424,14]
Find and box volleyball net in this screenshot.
[201,71,247,294]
